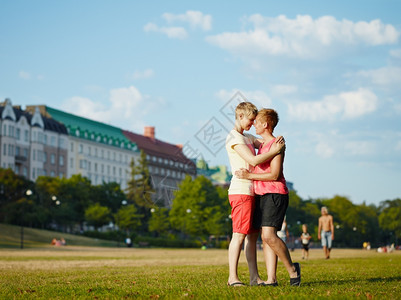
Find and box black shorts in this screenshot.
[302,243,309,251]
[252,193,289,230]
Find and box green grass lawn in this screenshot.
[0,247,400,299]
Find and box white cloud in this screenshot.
[144,10,211,39]
[62,86,145,128]
[130,69,154,80]
[162,10,212,31]
[206,14,399,59]
[396,140,401,151]
[19,71,31,80]
[144,22,188,39]
[395,102,401,114]
[354,66,401,87]
[19,71,44,80]
[390,48,401,59]
[344,141,376,156]
[271,84,298,95]
[315,142,334,158]
[288,88,378,121]
[216,88,272,108]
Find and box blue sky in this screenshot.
[1,0,401,205]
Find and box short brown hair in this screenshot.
[235,102,258,120]
[257,108,279,132]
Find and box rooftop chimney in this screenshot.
[144,126,155,139]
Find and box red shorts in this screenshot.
[229,194,259,235]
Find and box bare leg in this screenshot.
[244,232,262,285]
[261,234,277,284]
[323,246,329,258]
[261,226,297,278]
[228,232,246,284]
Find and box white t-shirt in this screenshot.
[225,130,257,196]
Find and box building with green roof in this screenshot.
[26,105,140,189]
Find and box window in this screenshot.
[8,125,14,137]
[43,152,47,163]
[94,163,98,172]
[16,146,20,156]
[59,155,64,166]
[3,124,6,135]
[16,128,20,140]
[70,142,74,152]
[79,144,83,153]
[3,144,6,156]
[50,154,55,164]
[70,158,74,168]
[23,167,27,177]
[38,132,43,143]
[24,130,29,142]
[50,136,56,147]
[44,134,47,145]
[50,171,55,177]
[95,148,98,157]
[113,166,116,175]
[88,146,91,156]
[23,148,28,158]
[33,149,36,161]
[79,159,87,169]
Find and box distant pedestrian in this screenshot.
[300,224,311,260]
[126,237,132,248]
[277,216,289,243]
[318,206,334,259]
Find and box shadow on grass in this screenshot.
[303,276,401,286]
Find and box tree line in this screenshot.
[0,151,400,248]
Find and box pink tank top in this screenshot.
[253,138,288,195]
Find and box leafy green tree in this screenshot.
[93,182,126,213]
[126,150,154,208]
[85,203,112,230]
[57,175,92,232]
[34,176,62,229]
[148,207,170,236]
[126,150,154,233]
[379,199,401,245]
[169,175,229,239]
[114,204,143,234]
[0,168,33,224]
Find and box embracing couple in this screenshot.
[225,101,300,287]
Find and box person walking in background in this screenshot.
[277,216,289,243]
[318,206,334,259]
[301,224,311,260]
[225,102,285,286]
[235,108,301,287]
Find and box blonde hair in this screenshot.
[257,108,279,132]
[235,102,258,120]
